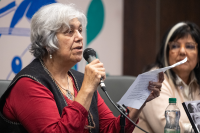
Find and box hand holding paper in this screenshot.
[117,57,187,109]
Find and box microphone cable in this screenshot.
[100,84,148,133]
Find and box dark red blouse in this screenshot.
[3,77,137,133]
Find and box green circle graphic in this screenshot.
[86,0,105,46]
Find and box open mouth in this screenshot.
[74,46,82,50]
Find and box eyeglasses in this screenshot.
[168,42,198,52]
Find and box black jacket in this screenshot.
[0,59,99,133]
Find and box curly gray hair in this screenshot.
[29,3,87,58]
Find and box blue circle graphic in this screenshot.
[11,56,22,74]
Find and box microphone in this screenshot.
[83,48,148,133]
[83,48,97,63]
[83,48,106,91]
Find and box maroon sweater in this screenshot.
[3,77,136,133]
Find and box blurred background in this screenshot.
[123,0,200,77]
[1,0,200,80]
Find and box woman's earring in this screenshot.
[50,54,52,59]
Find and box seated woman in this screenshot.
[133,22,200,133]
[0,3,164,133]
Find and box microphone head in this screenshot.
[83,48,96,61]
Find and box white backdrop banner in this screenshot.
[0,0,123,80]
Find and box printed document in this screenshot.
[117,57,187,109]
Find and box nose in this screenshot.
[74,30,83,42]
[179,44,186,56]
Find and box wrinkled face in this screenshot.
[168,35,198,75]
[55,18,83,63]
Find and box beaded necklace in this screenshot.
[43,63,74,100]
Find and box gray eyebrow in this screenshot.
[69,24,82,29]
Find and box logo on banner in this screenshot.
[0,0,56,79]
[0,0,105,79]
[86,0,107,75]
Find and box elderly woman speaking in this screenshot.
[0,3,163,133]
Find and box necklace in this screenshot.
[41,60,95,130]
[42,62,74,100]
[54,75,74,100]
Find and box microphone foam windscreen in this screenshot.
[83,48,96,61]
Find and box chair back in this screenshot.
[98,76,136,117]
[0,80,11,97]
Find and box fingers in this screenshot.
[151,82,162,90]
[93,62,104,69]
[148,88,160,97]
[89,59,101,65]
[146,73,164,101]
[159,72,164,83]
[98,71,106,80]
[88,59,104,70]
[86,59,106,80]
[148,81,161,97]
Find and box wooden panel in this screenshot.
[123,0,157,76]
[160,0,200,41]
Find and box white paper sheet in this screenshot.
[117,57,187,109]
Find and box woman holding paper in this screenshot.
[133,21,200,133]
